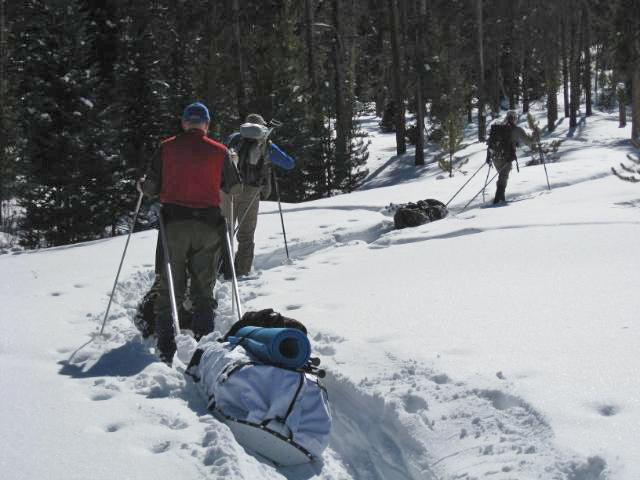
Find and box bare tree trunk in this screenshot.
[632,23,640,141]
[232,0,247,120]
[388,0,406,154]
[594,44,598,107]
[332,0,348,191]
[561,12,570,118]
[569,3,580,128]
[522,49,530,113]
[618,81,626,128]
[476,0,486,140]
[374,25,385,117]
[414,0,426,165]
[204,1,219,122]
[0,0,6,226]
[633,66,640,141]
[494,46,500,114]
[583,0,592,116]
[545,14,559,132]
[304,0,317,92]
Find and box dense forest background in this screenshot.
[0,0,638,247]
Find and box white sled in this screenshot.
[212,411,315,466]
[187,337,331,467]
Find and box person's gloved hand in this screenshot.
[485,152,492,165]
[136,176,146,193]
[229,149,239,167]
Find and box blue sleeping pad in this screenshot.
[228,326,310,369]
[269,143,295,170]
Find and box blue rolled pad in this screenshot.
[229,326,311,369]
[269,143,295,170]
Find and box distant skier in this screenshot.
[221,113,294,278]
[486,110,533,204]
[139,102,241,365]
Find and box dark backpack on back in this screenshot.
[393,199,448,229]
[228,130,270,187]
[487,124,515,162]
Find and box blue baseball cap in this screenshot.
[182,102,210,124]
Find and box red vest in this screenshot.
[160,130,227,208]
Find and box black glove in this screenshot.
[485,151,492,165]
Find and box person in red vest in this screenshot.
[140,102,241,365]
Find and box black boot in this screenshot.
[155,315,177,366]
[498,185,507,203]
[191,301,216,341]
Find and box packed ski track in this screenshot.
[2,105,638,479]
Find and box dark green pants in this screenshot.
[154,216,224,354]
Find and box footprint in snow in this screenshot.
[285,304,302,311]
[150,441,171,454]
[402,393,429,413]
[596,404,619,417]
[315,345,336,356]
[313,332,345,344]
[91,392,115,401]
[105,423,123,433]
[73,284,85,289]
[159,415,189,430]
[50,292,63,297]
[431,374,450,385]
[284,276,297,281]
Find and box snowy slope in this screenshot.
[1,105,638,480]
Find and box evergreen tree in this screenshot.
[15,0,121,247]
[0,0,16,229]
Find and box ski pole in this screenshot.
[224,221,243,322]
[272,170,290,261]
[482,163,492,202]
[100,191,144,336]
[234,189,261,237]
[155,205,181,339]
[460,162,510,213]
[445,162,487,207]
[536,131,552,191]
[229,195,236,315]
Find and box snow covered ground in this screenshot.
[1,105,638,480]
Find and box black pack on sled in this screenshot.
[133,285,194,338]
[393,199,448,229]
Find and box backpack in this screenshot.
[133,285,195,338]
[393,199,448,229]
[227,127,271,187]
[487,124,515,163]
